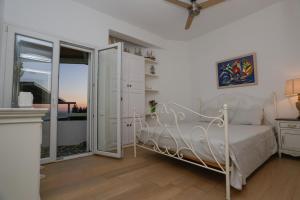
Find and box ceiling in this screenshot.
[73,0,282,41]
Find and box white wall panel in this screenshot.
[188,0,300,118]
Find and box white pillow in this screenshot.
[230,106,263,125]
[199,107,222,122]
[199,106,237,122]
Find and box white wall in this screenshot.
[0,0,4,51]
[2,0,165,49]
[0,0,190,107]
[0,0,5,107]
[2,0,298,119]
[156,41,191,106]
[188,0,300,118]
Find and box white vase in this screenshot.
[18,92,33,108]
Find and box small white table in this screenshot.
[0,108,47,200]
[276,118,300,158]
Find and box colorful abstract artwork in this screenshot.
[217,53,257,88]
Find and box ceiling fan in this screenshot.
[166,0,225,30]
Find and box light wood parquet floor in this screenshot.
[41,147,300,200]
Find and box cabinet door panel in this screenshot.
[131,79,145,93]
[122,53,130,91]
[124,118,134,145]
[128,118,143,145]
[129,55,145,92]
[121,92,129,118]
[122,120,128,145]
[128,123,133,145]
[121,53,129,118]
[128,92,145,118]
[281,129,300,135]
[282,134,300,151]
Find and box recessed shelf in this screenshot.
[145,113,156,117]
[145,89,159,93]
[145,73,159,78]
[145,58,158,65]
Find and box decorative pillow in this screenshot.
[230,106,263,125]
[263,103,276,126]
[199,106,237,123]
[199,107,222,122]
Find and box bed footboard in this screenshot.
[133,103,231,200]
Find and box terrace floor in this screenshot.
[41,142,87,158]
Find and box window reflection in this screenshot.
[13,34,53,159]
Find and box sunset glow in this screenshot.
[58,63,88,113]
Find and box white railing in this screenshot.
[133,103,231,200]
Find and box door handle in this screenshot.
[287,124,296,128]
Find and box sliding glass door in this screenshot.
[4,26,123,162]
[5,27,93,163]
[12,34,54,160]
[4,26,60,163]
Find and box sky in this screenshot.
[21,62,88,113]
[58,63,88,111]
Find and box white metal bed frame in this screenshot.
[133,103,231,199]
[133,93,278,200]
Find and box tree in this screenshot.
[72,104,79,113]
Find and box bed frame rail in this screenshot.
[133,103,231,200]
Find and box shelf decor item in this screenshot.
[149,100,158,113]
[285,78,300,119]
[18,92,33,108]
[150,65,156,75]
[124,47,130,53]
[145,50,156,61]
[217,53,257,89]
[134,48,142,56]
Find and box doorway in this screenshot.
[3,25,123,163]
[56,44,92,159]
[12,34,54,160]
[8,30,93,163]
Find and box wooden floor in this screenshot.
[41,147,300,200]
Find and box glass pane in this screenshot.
[98,46,121,154]
[57,46,90,158]
[12,34,53,159]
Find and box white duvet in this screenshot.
[138,122,277,190]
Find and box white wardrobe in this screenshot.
[121,52,145,146]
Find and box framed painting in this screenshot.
[216,53,257,89]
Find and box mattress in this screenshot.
[138,122,277,190]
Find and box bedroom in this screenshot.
[0,0,299,200]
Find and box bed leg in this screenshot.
[224,104,231,200]
[134,143,137,158]
[226,171,230,200]
[133,125,137,158]
[133,109,137,158]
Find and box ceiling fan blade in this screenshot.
[197,0,224,9]
[166,0,191,9]
[185,14,194,30]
